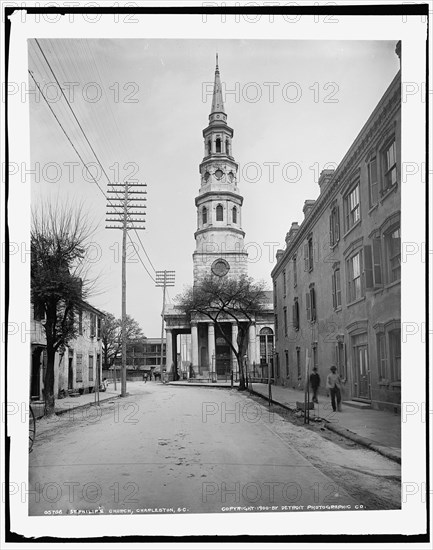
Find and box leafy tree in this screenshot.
[31,201,97,415]
[101,313,145,370]
[176,275,267,390]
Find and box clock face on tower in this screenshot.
[211,258,230,277]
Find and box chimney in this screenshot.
[318,169,334,193]
[285,222,300,246]
[303,200,315,219]
[276,249,284,262]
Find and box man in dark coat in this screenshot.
[309,367,321,404]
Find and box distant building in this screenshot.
[111,337,166,374]
[271,60,401,412]
[30,301,105,400]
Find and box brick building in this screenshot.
[271,62,401,411]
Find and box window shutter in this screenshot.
[311,288,316,321]
[304,243,309,271]
[336,206,340,241]
[364,245,374,289]
[370,157,378,205]
[372,237,383,285]
[331,272,336,309]
[329,214,333,246]
[306,292,311,321]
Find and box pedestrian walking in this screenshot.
[326,366,342,412]
[309,367,320,404]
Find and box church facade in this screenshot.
[164,60,274,381]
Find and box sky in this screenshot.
[29,38,400,337]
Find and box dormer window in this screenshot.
[232,206,237,224]
[216,138,221,153]
[202,207,208,225]
[216,204,223,221]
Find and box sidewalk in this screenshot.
[32,388,121,419]
[249,382,401,464]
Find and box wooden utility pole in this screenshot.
[106,181,146,397]
[155,270,175,381]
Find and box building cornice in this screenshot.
[271,71,401,280]
[194,226,246,239]
[195,191,244,206]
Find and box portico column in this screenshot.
[231,323,238,378]
[166,329,173,373]
[248,323,256,366]
[208,323,215,377]
[191,322,199,370]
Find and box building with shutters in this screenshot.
[271,56,401,412]
[30,301,105,401]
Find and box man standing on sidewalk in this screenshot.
[326,366,342,412]
[309,367,320,404]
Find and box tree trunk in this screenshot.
[44,345,56,416]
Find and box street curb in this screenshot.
[324,422,401,464]
[249,388,401,465]
[168,382,233,389]
[54,393,121,417]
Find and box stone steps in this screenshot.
[342,400,372,410]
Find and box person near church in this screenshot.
[309,367,320,404]
[326,365,342,412]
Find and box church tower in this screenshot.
[193,57,248,283]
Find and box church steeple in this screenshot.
[193,59,248,283]
[210,54,226,118]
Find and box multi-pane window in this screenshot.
[344,184,360,232]
[90,313,96,338]
[368,156,378,207]
[329,204,340,246]
[306,286,316,322]
[304,237,314,272]
[283,270,287,297]
[346,250,364,303]
[389,329,401,382]
[383,140,397,192]
[202,207,208,225]
[216,204,223,221]
[387,227,401,282]
[292,298,300,331]
[332,268,341,309]
[259,328,274,365]
[232,207,237,224]
[283,307,288,336]
[293,256,297,287]
[377,333,387,381]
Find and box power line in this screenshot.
[30,40,158,281]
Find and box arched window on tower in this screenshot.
[226,139,230,155]
[232,206,237,224]
[207,140,211,155]
[216,138,221,153]
[202,207,208,225]
[216,204,223,221]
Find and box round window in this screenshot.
[215,169,224,180]
[211,259,230,277]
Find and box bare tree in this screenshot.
[176,275,267,390]
[31,200,98,415]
